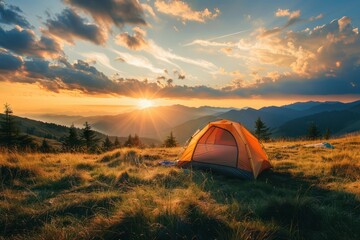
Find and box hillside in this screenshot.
[1,135,359,239]
[0,114,161,146]
[171,100,360,142]
[276,108,360,137]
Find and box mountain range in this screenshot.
[12,100,360,144]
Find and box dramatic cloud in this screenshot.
[0,1,31,28]
[0,26,62,58]
[22,58,116,94]
[0,49,23,71]
[0,52,359,99]
[64,0,146,28]
[1,1,358,101]
[115,27,148,50]
[196,16,360,79]
[45,8,106,45]
[155,0,220,23]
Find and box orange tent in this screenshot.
[178,119,271,179]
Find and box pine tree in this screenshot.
[114,136,121,148]
[40,138,52,153]
[103,136,113,151]
[307,122,321,140]
[133,134,141,147]
[324,128,331,140]
[164,131,177,147]
[0,104,35,150]
[254,117,271,141]
[124,134,133,147]
[63,124,80,151]
[82,122,99,151]
[0,103,18,148]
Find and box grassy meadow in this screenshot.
[1,134,360,240]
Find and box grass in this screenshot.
[0,135,360,239]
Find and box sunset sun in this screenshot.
[138,99,154,109]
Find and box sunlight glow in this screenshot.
[138,99,154,109]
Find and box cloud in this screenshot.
[21,58,117,93]
[338,16,351,32]
[216,67,245,79]
[0,49,23,71]
[64,0,146,28]
[115,27,148,50]
[174,70,185,79]
[180,16,360,97]
[0,51,359,99]
[0,26,62,58]
[259,8,302,38]
[114,28,218,71]
[185,39,234,47]
[45,8,106,45]
[113,49,164,74]
[147,40,218,71]
[81,52,121,73]
[184,29,251,48]
[211,16,360,78]
[0,1,31,28]
[141,3,156,18]
[154,0,220,23]
[275,8,300,19]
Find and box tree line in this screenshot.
[1,103,331,153]
[0,104,178,153]
[254,117,331,141]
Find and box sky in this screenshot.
[0,0,360,115]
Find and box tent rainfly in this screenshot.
[178,119,271,179]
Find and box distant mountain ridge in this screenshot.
[171,100,360,143]
[14,100,360,144]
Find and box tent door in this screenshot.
[192,126,238,167]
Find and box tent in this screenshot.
[178,119,271,179]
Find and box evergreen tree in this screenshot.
[307,122,321,140]
[103,136,113,151]
[124,134,141,147]
[81,122,99,151]
[0,103,18,148]
[254,117,271,141]
[0,104,35,150]
[133,134,141,147]
[63,124,80,151]
[114,136,121,147]
[324,128,331,140]
[124,134,133,147]
[40,138,52,153]
[164,131,177,147]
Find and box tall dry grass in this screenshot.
[0,135,359,239]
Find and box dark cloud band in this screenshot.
[64,0,146,28]
[45,8,106,45]
[0,1,31,28]
[0,26,62,58]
